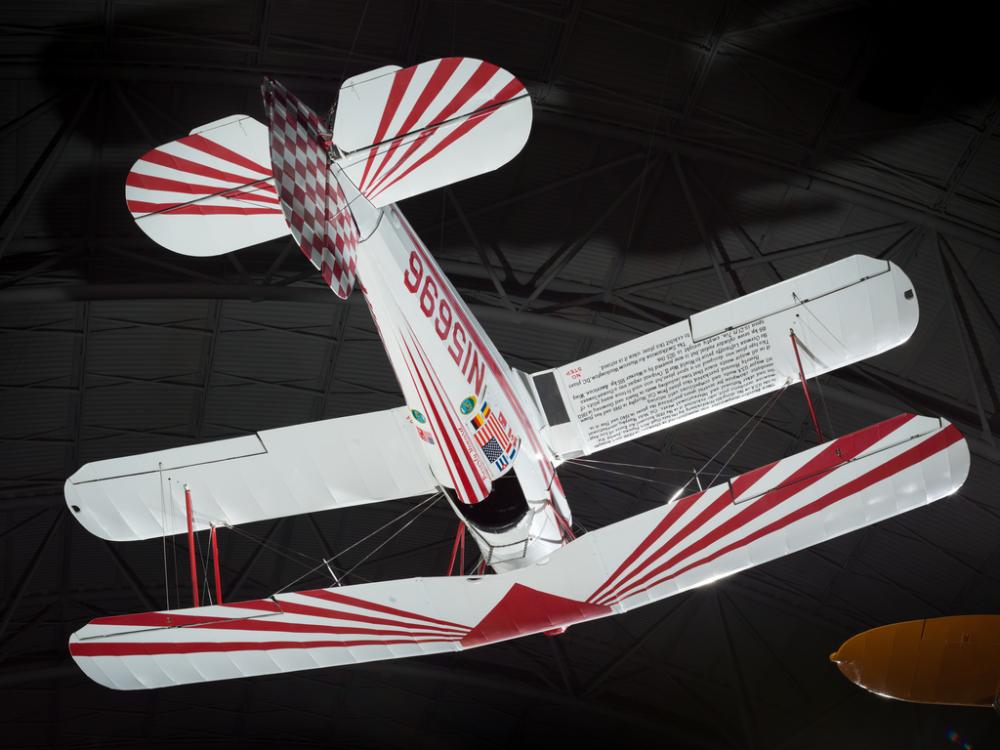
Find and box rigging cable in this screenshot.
[272,492,442,596]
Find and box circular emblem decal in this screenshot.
[459,396,476,415]
[411,409,426,424]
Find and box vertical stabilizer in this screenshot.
[262,79,360,299]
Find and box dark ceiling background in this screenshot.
[2,1,999,748]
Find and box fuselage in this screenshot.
[342,176,571,572]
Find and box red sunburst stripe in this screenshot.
[126,172,277,197]
[127,200,282,216]
[397,341,468,500]
[364,61,499,197]
[613,424,963,604]
[303,589,469,632]
[405,335,488,502]
[368,79,524,202]
[357,64,416,190]
[397,341,463,495]
[95,600,466,637]
[139,147,263,186]
[407,332,490,500]
[591,456,785,606]
[393,208,554,489]
[597,414,919,605]
[70,636,461,658]
[400,338,481,503]
[228,598,468,636]
[587,491,705,604]
[86,610,461,639]
[362,58,460,191]
[364,129,435,197]
[180,133,272,177]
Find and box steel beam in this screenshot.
[535,109,1000,251]
[522,158,659,308]
[0,510,64,648]
[0,87,95,261]
[936,233,996,445]
[446,189,514,310]
[716,590,758,750]
[674,157,735,299]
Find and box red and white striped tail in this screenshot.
[333,57,532,207]
[125,115,291,257]
[69,414,968,690]
[262,79,360,300]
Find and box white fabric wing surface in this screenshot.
[65,407,438,542]
[530,255,919,457]
[333,57,532,207]
[69,414,968,689]
[126,115,291,257]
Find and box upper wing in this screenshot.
[333,57,532,207]
[66,407,438,542]
[528,255,919,458]
[126,115,291,257]
[68,413,968,689]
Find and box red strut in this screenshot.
[210,525,223,605]
[446,522,465,576]
[790,330,824,443]
[183,485,200,607]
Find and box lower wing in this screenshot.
[527,254,917,458]
[69,413,967,689]
[65,407,438,542]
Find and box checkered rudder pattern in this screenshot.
[262,78,359,300]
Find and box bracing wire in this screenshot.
[272,492,442,596]
[168,477,180,607]
[570,457,718,474]
[223,522,327,570]
[567,384,789,502]
[336,494,442,584]
[563,459,704,489]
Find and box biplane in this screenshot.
[64,58,970,690]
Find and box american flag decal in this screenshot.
[472,408,518,472]
[473,410,515,455]
[262,78,360,300]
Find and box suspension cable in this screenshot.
[270,493,442,596]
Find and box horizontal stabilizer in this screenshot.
[126,115,291,257]
[65,407,437,542]
[333,57,532,207]
[531,255,919,457]
[70,414,967,689]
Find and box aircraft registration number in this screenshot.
[404,250,485,395]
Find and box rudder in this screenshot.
[261,78,361,300]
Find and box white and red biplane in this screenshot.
[65,58,970,690]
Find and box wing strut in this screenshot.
[209,525,223,605]
[790,330,825,442]
[184,485,199,608]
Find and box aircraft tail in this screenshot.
[123,58,532,281]
[332,58,532,207]
[261,78,360,299]
[125,115,291,257]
